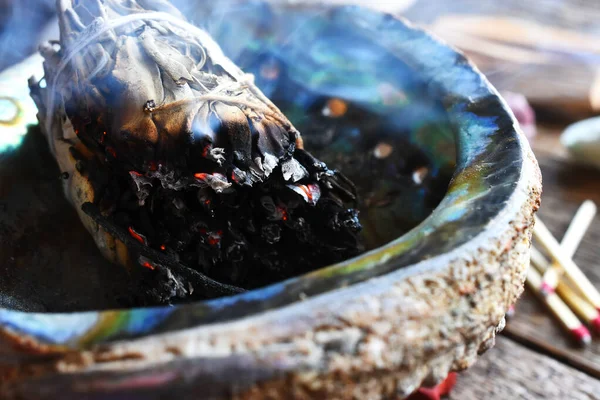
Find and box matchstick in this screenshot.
[531,247,600,333]
[540,201,597,296]
[526,264,591,346]
[533,216,600,310]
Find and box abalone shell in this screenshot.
[0,3,540,399]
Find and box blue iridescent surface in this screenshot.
[0,3,522,351]
[210,4,455,167]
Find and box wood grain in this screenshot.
[400,0,600,119]
[404,0,600,33]
[451,337,600,400]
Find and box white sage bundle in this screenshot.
[30,0,362,303]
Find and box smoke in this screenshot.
[0,0,200,70]
[0,0,417,70]
[3,0,596,129]
[0,0,55,70]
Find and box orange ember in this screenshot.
[325,98,348,118]
[142,261,155,271]
[299,185,313,202]
[160,244,166,251]
[207,231,223,246]
[128,226,145,244]
[278,207,288,221]
[194,173,208,180]
[130,170,143,177]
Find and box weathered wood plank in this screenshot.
[451,337,600,400]
[404,0,600,31]
[402,0,600,119]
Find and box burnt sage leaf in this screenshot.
[30,0,363,304]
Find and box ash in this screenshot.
[94,147,363,289]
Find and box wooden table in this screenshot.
[451,126,600,399]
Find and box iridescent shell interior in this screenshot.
[0,2,523,351]
[214,9,457,250]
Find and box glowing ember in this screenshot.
[160,244,166,251]
[278,207,288,221]
[106,147,117,158]
[207,231,222,246]
[130,170,143,177]
[128,226,146,244]
[323,98,348,118]
[300,185,313,202]
[193,172,232,193]
[142,261,155,271]
[286,183,322,206]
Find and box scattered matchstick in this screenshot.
[540,201,597,296]
[531,248,600,334]
[533,216,600,311]
[526,265,591,346]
